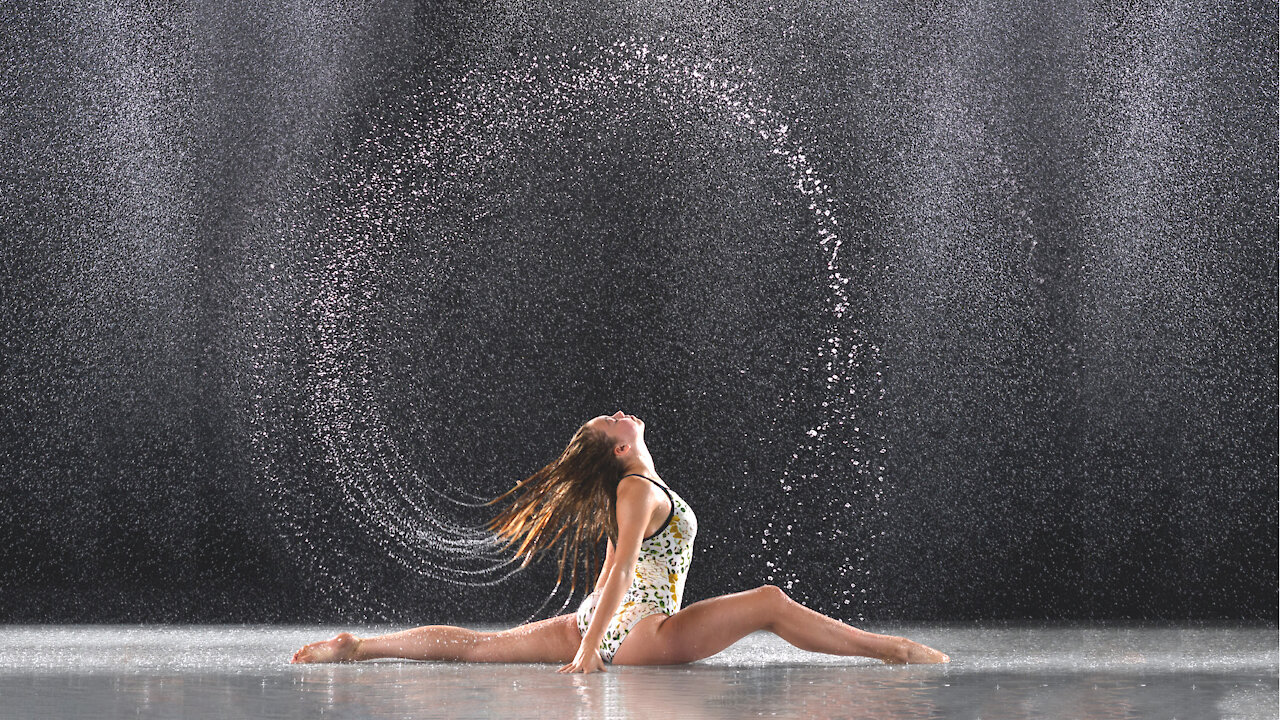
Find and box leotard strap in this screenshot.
[620,474,675,540]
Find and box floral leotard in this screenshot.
[576,473,698,663]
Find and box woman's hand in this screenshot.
[557,643,607,674]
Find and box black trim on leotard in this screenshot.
[620,473,675,541]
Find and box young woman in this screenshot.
[291,410,950,672]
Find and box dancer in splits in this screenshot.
[291,411,950,672]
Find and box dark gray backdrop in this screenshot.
[1,0,1275,624]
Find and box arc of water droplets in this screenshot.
[303,36,880,621]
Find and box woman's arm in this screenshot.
[577,477,655,656]
[593,538,616,592]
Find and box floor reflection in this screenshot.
[1,624,1274,719]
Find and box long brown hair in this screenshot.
[482,418,627,596]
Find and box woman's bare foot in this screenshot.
[882,637,950,665]
[291,632,363,664]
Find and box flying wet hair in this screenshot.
[482,419,628,597]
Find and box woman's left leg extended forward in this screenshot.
[291,613,582,664]
[610,584,949,666]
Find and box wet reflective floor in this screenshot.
[1,624,1274,719]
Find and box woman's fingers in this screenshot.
[556,656,606,674]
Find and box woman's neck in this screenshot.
[620,450,658,480]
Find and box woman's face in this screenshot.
[592,411,644,451]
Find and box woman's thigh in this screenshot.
[467,612,583,664]
[610,586,781,666]
[608,613,673,665]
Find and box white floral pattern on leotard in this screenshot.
[576,477,697,663]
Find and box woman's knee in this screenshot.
[755,585,793,630]
[757,584,790,607]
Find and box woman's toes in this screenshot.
[902,640,950,664]
[881,638,949,665]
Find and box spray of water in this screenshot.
[248,36,884,622]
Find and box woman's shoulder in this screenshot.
[617,474,654,494]
[618,473,670,492]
